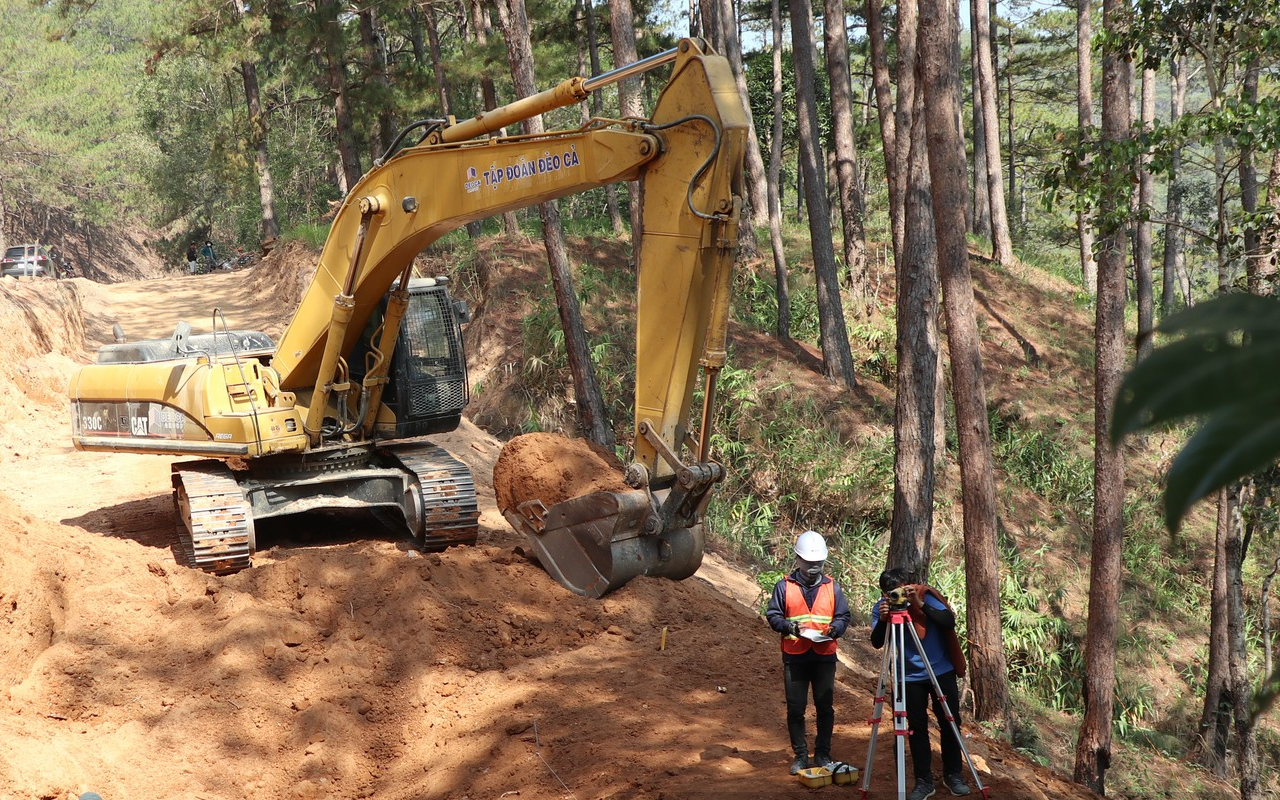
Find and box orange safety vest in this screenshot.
[782,578,838,656]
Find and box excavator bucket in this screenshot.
[503,489,704,599]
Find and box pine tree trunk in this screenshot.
[1242,61,1262,296]
[919,0,1009,727]
[1076,0,1096,294]
[970,0,990,240]
[1259,150,1280,296]
[788,0,856,387]
[972,0,1013,264]
[1227,484,1262,800]
[240,60,280,244]
[608,0,644,252]
[495,0,614,446]
[358,7,396,161]
[320,0,363,194]
[424,0,452,117]
[580,0,624,233]
[1136,66,1155,360]
[768,0,791,341]
[1161,57,1187,315]
[890,27,939,581]
[894,0,920,268]
[468,0,519,237]
[1074,2,1129,784]
[865,0,901,263]
[823,0,868,305]
[713,0,769,230]
[1190,490,1232,774]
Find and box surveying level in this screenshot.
[860,601,988,799]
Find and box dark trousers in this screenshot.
[783,659,836,757]
[904,670,962,782]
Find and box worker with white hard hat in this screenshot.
[764,530,851,774]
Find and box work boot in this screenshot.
[811,752,835,769]
[789,753,809,775]
[943,773,971,796]
[907,779,936,800]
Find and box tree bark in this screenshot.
[713,0,769,230]
[1242,60,1262,296]
[894,0,920,278]
[1227,485,1262,799]
[469,0,519,236]
[1189,490,1232,774]
[1004,24,1018,236]
[358,6,396,161]
[865,0,901,263]
[239,60,281,244]
[789,0,856,387]
[768,0,791,341]
[970,0,990,240]
[580,0,624,233]
[1260,150,1280,296]
[972,0,1013,265]
[319,0,363,194]
[608,0,643,250]
[1161,57,1186,316]
[1076,0,1096,295]
[1135,66,1155,361]
[1073,2,1129,785]
[495,0,614,446]
[423,0,453,117]
[823,0,868,306]
[890,29,939,581]
[919,0,1009,725]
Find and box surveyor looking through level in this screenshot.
[765,530,851,775]
[871,567,971,799]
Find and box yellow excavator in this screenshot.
[67,38,747,597]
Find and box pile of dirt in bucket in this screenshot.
[492,432,632,513]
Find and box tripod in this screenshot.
[860,602,987,799]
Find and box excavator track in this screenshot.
[171,461,255,574]
[385,442,479,550]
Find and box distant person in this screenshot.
[200,240,216,267]
[871,567,970,799]
[765,530,851,774]
[186,243,198,274]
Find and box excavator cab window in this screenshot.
[351,278,469,439]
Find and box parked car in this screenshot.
[1,243,56,278]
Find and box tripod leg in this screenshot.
[892,620,909,800]
[903,619,988,797]
[860,634,896,798]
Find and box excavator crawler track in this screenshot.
[386,442,479,550]
[172,461,255,574]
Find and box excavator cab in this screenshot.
[350,277,470,440]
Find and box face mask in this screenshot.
[798,559,824,584]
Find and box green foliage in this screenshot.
[282,222,331,249]
[1112,294,1280,531]
[730,267,821,343]
[989,409,1094,511]
[0,0,158,225]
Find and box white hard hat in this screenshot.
[794,530,828,561]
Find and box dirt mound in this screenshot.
[239,240,319,323]
[493,432,631,513]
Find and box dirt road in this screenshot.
[0,261,1100,800]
